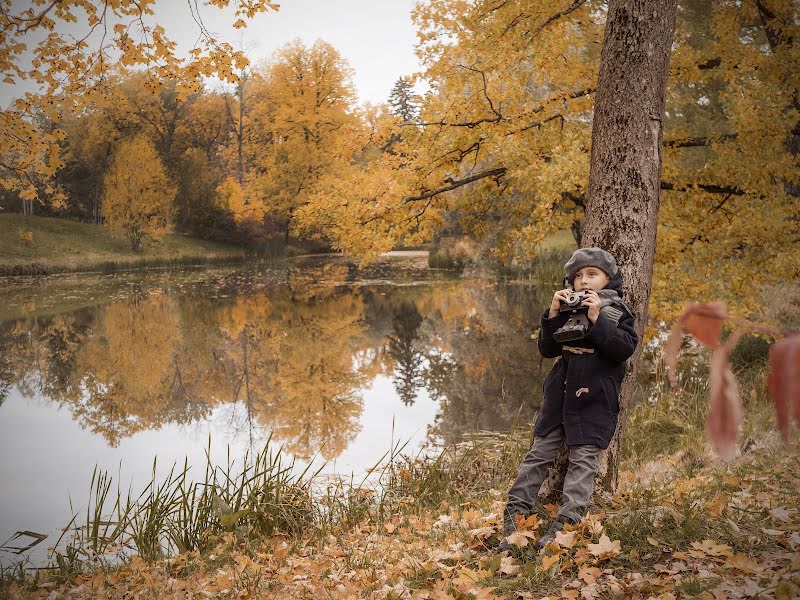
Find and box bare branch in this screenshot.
[401,167,507,204]
[663,133,738,148]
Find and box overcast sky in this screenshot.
[2,0,423,107]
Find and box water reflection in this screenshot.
[0,259,556,458]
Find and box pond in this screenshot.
[0,253,560,566]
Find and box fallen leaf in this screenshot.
[769,507,793,522]
[578,565,601,584]
[689,539,733,558]
[761,528,785,537]
[587,535,621,559]
[542,553,560,570]
[555,530,578,549]
[499,555,519,576]
[506,531,530,548]
[469,526,496,540]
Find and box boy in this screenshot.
[498,247,638,552]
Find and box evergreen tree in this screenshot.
[388,77,419,123]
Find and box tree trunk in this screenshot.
[583,0,678,495]
[540,0,678,502]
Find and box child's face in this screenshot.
[572,266,610,291]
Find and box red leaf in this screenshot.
[664,303,727,389]
[767,334,800,442]
[683,302,726,349]
[664,317,685,390]
[706,330,743,462]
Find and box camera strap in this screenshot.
[563,346,595,354]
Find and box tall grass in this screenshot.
[39,434,322,575]
[16,353,776,582]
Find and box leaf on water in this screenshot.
[706,330,744,461]
[767,334,800,441]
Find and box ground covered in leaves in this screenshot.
[4,432,799,600]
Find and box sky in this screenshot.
[2,0,424,107]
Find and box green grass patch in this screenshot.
[0,214,247,276]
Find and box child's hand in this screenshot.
[581,290,602,323]
[548,288,571,317]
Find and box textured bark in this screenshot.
[541,0,678,502]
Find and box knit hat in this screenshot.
[564,247,619,283]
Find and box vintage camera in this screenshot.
[554,290,590,342]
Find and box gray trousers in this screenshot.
[504,425,599,529]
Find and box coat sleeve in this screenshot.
[584,309,638,363]
[537,309,567,358]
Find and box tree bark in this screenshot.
[540,0,678,502]
[583,0,678,495]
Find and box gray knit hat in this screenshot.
[564,247,619,282]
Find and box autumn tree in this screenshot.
[0,0,279,206]
[249,39,363,243]
[564,0,678,495]
[102,136,175,250]
[295,0,797,332]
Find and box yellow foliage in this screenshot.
[102,135,175,250]
[0,1,278,202]
[297,0,799,335]
[217,177,266,224]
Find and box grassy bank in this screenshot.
[0,214,248,276]
[2,363,797,599]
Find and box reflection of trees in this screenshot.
[416,282,554,445]
[65,293,211,445]
[217,283,371,461]
[387,302,424,405]
[0,261,560,456]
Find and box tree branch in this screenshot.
[401,167,507,204]
[663,133,737,148]
[660,181,746,195]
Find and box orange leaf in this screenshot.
[541,553,560,570]
[683,302,727,348]
[767,334,800,441]
[664,302,726,389]
[706,331,743,461]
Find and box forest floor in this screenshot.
[0,214,249,276]
[3,424,798,599]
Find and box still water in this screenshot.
[0,254,556,565]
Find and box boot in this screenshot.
[497,508,521,552]
[534,515,573,551]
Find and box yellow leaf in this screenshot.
[587,535,621,559]
[541,553,560,570]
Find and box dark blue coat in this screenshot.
[534,278,638,449]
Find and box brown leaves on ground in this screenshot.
[664,301,800,460]
[5,441,800,599]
